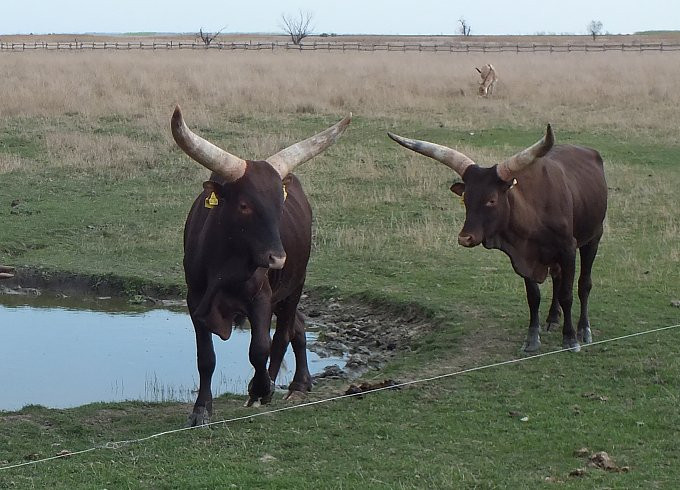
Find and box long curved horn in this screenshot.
[267,114,352,178]
[0,265,14,280]
[387,132,476,177]
[171,105,246,182]
[497,124,554,181]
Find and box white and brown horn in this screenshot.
[387,132,476,177]
[267,113,352,178]
[497,124,554,182]
[0,265,14,280]
[171,105,247,182]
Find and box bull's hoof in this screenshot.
[578,327,593,344]
[186,407,210,427]
[283,390,307,402]
[244,397,261,408]
[545,321,560,332]
[563,339,581,352]
[245,380,276,407]
[522,338,541,353]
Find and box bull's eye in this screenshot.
[485,198,497,207]
[238,202,252,215]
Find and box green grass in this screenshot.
[0,112,679,487]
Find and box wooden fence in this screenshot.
[2,41,680,53]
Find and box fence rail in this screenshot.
[2,41,680,53]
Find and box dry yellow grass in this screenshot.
[1,50,680,142]
[0,47,677,289]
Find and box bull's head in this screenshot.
[388,125,554,248]
[172,106,351,269]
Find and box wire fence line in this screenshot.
[2,41,680,53]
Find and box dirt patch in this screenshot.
[568,448,631,477]
[299,293,433,379]
[344,380,401,397]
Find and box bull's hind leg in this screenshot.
[285,310,312,399]
[576,235,602,345]
[268,316,291,384]
[271,287,311,400]
[522,278,542,352]
[545,266,562,332]
[557,251,579,352]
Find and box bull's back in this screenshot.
[548,145,607,244]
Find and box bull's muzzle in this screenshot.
[457,233,480,248]
[268,253,287,270]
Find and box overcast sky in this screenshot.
[1,1,677,36]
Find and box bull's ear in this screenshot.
[450,182,466,196]
[203,180,224,195]
[504,178,518,191]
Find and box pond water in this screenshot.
[0,297,346,411]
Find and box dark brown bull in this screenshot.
[388,125,607,353]
[172,106,351,426]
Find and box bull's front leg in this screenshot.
[522,278,542,352]
[245,300,275,407]
[188,326,216,427]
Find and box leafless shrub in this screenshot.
[197,27,225,46]
[281,10,314,45]
[458,18,471,36]
[587,20,603,41]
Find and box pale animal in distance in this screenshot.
[476,64,498,97]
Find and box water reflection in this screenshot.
[0,298,344,411]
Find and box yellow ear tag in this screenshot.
[460,192,465,205]
[282,183,288,201]
[204,192,219,209]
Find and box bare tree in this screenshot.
[587,20,603,41]
[281,10,314,45]
[197,26,226,46]
[458,17,471,36]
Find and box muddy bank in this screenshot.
[0,267,184,301]
[300,294,432,377]
[1,267,434,381]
